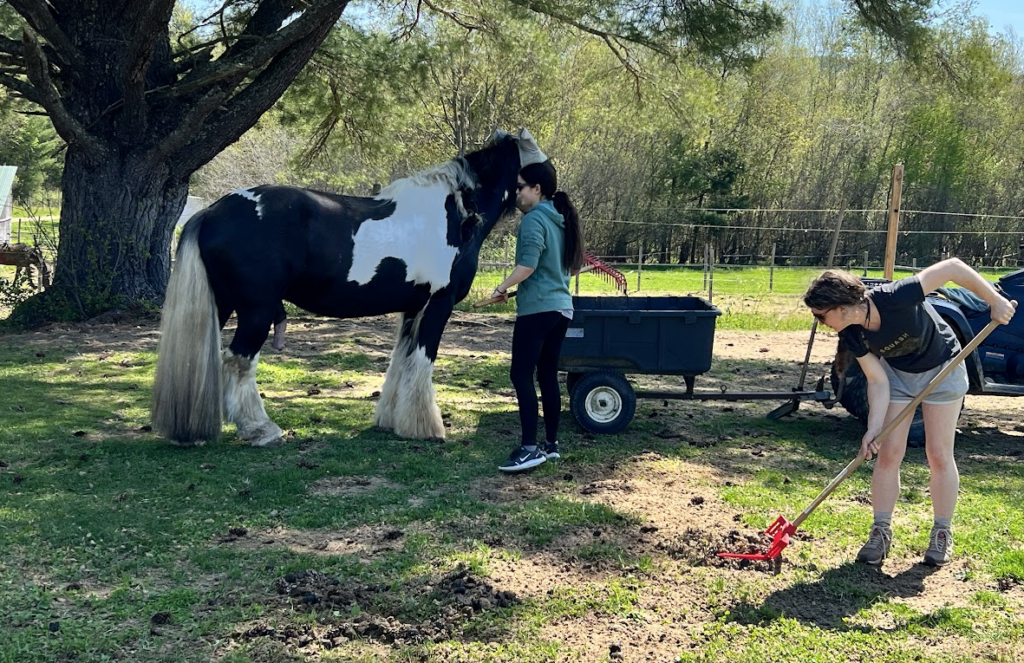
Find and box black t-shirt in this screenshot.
[839,276,960,373]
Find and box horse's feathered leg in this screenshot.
[375,312,418,432]
[383,299,451,440]
[224,310,282,447]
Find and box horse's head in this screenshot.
[488,127,548,168]
[466,127,549,219]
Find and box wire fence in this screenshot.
[479,202,1024,301]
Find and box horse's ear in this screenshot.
[515,127,548,167]
[486,129,508,146]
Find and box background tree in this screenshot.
[0,0,940,324]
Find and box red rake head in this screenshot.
[718,515,797,561]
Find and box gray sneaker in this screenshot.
[542,440,560,459]
[923,526,953,567]
[855,524,892,565]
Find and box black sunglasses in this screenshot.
[515,182,531,191]
[812,308,835,323]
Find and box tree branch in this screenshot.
[171,2,348,174]
[21,29,102,157]
[165,0,339,102]
[8,0,85,69]
[123,0,178,107]
[421,0,482,32]
[506,0,671,56]
[121,0,177,132]
[0,35,25,59]
[147,87,231,165]
[0,72,44,105]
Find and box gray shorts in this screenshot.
[880,357,969,405]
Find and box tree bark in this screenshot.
[16,146,186,320]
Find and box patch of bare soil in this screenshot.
[465,454,784,661]
[467,446,1023,662]
[309,475,401,497]
[224,523,418,561]
[233,565,520,654]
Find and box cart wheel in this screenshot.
[566,371,584,395]
[570,371,636,435]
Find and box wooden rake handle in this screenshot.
[473,264,597,308]
[792,300,1017,529]
[472,290,517,309]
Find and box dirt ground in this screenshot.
[8,310,1024,661]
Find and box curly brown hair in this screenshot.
[803,270,867,310]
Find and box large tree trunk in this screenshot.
[0,1,348,326]
[15,147,186,321]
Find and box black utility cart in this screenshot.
[559,296,832,434]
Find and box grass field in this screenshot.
[1,307,1022,662]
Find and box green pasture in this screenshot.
[0,310,1021,662]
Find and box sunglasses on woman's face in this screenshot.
[812,307,835,323]
[515,182,531,191]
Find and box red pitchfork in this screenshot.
[719,308,1014,565]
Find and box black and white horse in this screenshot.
[152,129,547,446]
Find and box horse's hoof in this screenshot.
[168,439,206,448]
[247,425,284,448]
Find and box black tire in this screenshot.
[569,371,637,435]
[566,371,584,396]
[831,358,926,448]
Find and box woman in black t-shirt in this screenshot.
[803,258,1015,567]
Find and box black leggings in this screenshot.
[510,311,570,446]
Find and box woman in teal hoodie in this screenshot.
[491,160,585,472]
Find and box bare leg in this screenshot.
[922,400,962,520]
[870,401,915,516]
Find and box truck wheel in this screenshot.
[570,371,636,435]
[566,371,584,395]
[831,360,926,448]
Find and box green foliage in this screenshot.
[0,91,61,200]
[0,272,35,308]
[277,23,433,184]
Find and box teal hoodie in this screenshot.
[514,199,573,317]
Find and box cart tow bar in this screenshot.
[767,204,848,421]
[721,305,1014,570]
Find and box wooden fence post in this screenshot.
[703,243,709,291]
[708,247,715,303]
[637,243,643,292]
[863,250,869,277]
[503,236,509,280]
[769,242,776,292]
[884,163,904,280]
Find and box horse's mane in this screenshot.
[377,158,476,199]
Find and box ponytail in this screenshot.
[519,160,585,274]
[554,190,585,274]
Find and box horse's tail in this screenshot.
[151,216,222,444]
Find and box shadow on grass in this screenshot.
[729,561,940,631]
